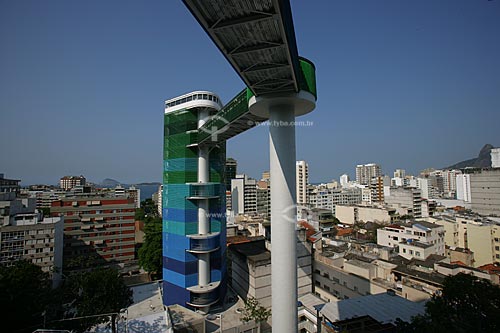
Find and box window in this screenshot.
[416,251,421,257]
[409,250,413,255]
[402,248,407,253]
[496,246,500,251]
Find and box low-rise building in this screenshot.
[0,193,63,286]
[228,230,312,309]
[377,221,445,257]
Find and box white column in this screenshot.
[198,253,210,285]
[198,109,211,287]
[269,104,298,333]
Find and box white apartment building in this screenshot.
[339,174,349,188]
[296,161,309,206]
[492,148,500,168]
[456,174,471,202]
[377,221,445,258]
[308,185,362,213]
[231,174,257,215]
[0,193,63,286]
[442,170,461,195]
[355,163,381,185]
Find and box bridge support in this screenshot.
[249,91,315,333]
[269,104,298,333]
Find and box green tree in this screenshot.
[397,273,500,332]
[60,267,132,332]
[0,260,54,332]
[241,297,271,331]
[138,216,162,277]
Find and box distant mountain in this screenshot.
[447,144,494,169]
[100,178,121,187]
[136,182,161,186]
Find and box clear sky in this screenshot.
[1,0,499,185]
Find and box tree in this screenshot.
[60,267,132,332]
[0,260,54,332]
[241,297,271,332]
[397,273,500,332]
[138,216,163,277]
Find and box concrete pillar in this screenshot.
[269,104,298,333]
[198,109,210,287]
[198,253,210,285]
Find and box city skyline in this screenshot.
[1,0,499,185]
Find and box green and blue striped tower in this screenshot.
[162,91,226,310]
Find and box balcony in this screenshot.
[185,131,198,147]
[186,282,220,307]
[187,232,220,253]
[186,183,220,200]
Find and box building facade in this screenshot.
[50,196,136,265]
[59,175,86,191]
[162,91,226,310]
[470,169,500,216]
[231,174,257,215]
[296,160,309,206]
[355,163,381,185]
[385,187,422,218]
[1,193,63,286]
[224,158,237,191]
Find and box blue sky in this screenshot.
[1,0,499,185]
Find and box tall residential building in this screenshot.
[470,168,500,216]
[231,174,257,215]
[257,180,271,219]
[1,192,63,286]
[50,195,136,265]
[442,170,461,197]
[59,175,86,191]
[339,174,349,188]
[492,148,500,168]
[162,91,226,310]
[394,169,406,179]
[296,161,309,206]
[355,163,381,185]
[224,158,237,191]
[456,174,471,203]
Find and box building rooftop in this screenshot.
[478,263,500,274]
[320,292,426,325]
[400,240,433,249]
[229,238,270,263]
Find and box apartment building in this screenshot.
[377,221,445,259]
[296,160,309,206]
[51,195,136,266]
[430,214,500,267]
[355,163,382,185]
[0,192,63,286]
[335,205,395,225]
[231,175,257,215]
[59,175,86,191]
[470,168,500,216]
[385,187,422,218]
